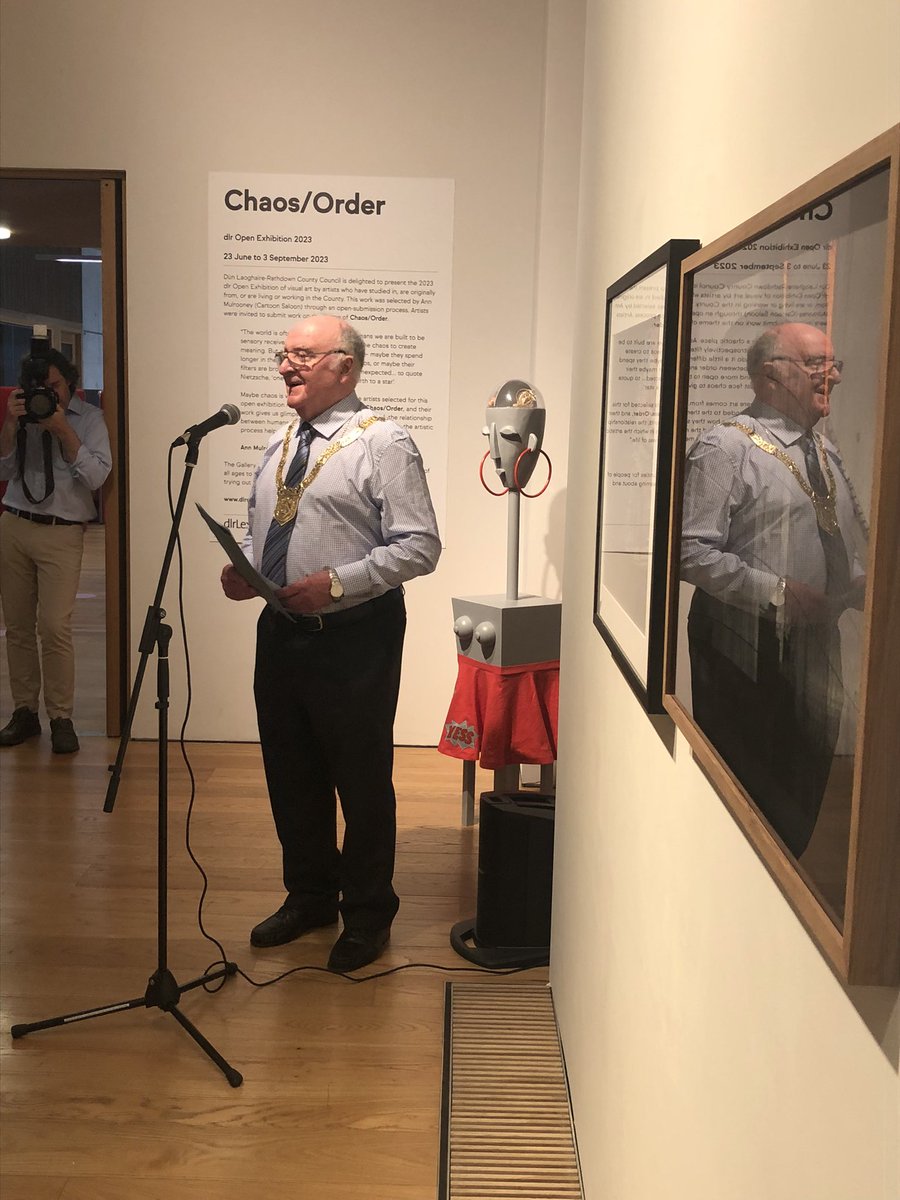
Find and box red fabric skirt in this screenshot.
[439,655,559,768]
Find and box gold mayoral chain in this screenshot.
[272,415,382,526]
[724,422,839,535]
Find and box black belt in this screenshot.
[276,588,403,633]
[4,506,84,527]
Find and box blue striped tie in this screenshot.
[260,422,314,585]
[801,433,850,599]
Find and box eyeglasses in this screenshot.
[770,355,843,375]
[273,347,347,369]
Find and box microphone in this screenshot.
[173,404,240,446]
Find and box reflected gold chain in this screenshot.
[724,422,839,535]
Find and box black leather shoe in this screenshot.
[250,904,338,948]
[327,926,391,973]
[50,718,79,754]
[0,707,41,747]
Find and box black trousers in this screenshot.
[688,592,843,858]
[254,589,407,931]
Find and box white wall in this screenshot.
[0,0,584,743]
[552,1,900,1198]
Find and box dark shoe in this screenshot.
[0,707,41,747]
[327,926,391,973]
[50,718,80,754]
[250,904,338,948]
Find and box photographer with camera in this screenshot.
[0,344,112,753]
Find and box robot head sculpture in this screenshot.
[483,380,546,491]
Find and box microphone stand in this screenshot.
[11,431,243,1087]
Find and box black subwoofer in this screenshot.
[450,790,555,968]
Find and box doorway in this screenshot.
[0,171,128,735]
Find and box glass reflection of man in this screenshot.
[681,322,865,857]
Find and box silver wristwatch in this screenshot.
[327,568,344,602]
[771,576,786,608]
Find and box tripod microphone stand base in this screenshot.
[11,961,243,1087]
[9,441,245,1087]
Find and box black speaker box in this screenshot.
[450,790,555,968]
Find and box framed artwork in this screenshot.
[593,239,700,711]
[663,126,900,984]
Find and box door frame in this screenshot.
[1,167,129,735]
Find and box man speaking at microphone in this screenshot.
[220,314,440,972]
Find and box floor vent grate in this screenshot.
[440,981,583,1199]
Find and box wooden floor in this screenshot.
[1,524,549,1197]
[1,729,548,1197]
[0,521,849,1194]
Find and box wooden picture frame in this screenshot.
[593,239,700,711]
[663,126,900,984]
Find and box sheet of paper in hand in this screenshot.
[196,503,291,618]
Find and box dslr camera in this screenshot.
[18,329,59,423]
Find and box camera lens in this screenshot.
[23,389,58,422]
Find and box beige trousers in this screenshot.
[0,511,85,719]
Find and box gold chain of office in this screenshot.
[273,415,382,526]
[723,422,838,535]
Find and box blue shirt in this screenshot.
[243,391,441,611]
[0,395,112,522]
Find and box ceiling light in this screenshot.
[33,253,102,264]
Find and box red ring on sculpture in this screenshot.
[513,447,552,497]
[479,450,509,496]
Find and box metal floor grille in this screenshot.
[440,981,582,1200]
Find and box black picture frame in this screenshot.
[593,239,700,711]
